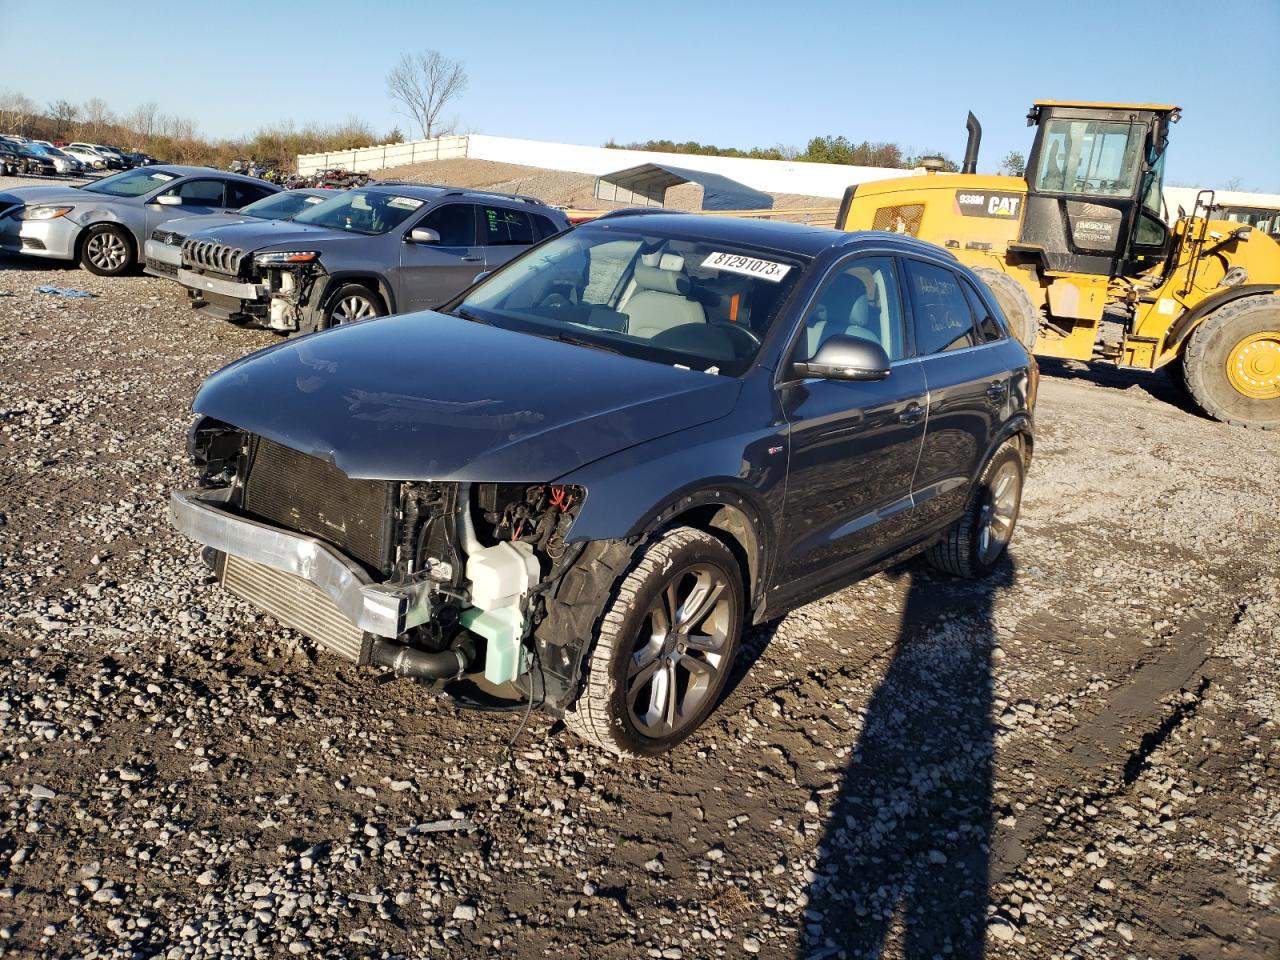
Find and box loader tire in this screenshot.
[1182,296,1280,430]
[974,267,1039,350]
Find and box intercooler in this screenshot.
[221,553,365,662]
[240,436,397,574]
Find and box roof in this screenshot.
[578,212,953,260]
[1032,100,1180,113]
[149,164,271,184]
[595,162,774,211]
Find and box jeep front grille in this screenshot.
[183,237,247,276]
[240,436,396,574]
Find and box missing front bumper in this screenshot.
[169,488,434,641]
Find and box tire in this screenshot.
[564,526,744,757]
[319,283,385,330]
[974,267,1039,350]
[926,442,1024,579]
[1181,296,1280,430]
[80,223,134,276]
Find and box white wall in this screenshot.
[296,135,468,176]
[465,134,910,198]
[1163,186,1280,221]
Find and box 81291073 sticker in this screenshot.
[702,251,792,282]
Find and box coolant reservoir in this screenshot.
[466,541,539,611]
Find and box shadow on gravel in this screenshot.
[1035,356,1205,420]
[802,557,1015,960]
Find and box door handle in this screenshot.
[899,404,925,424]
[986,381,1008,402]
[461,255,483,262]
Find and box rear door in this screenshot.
[478,204,537,271]
[398,202,483,311]
[227,180,275,211]
[902,257,1012,531]
[145,177,228,234]
[772,254,928,599]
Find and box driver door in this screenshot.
[399,202,483,311]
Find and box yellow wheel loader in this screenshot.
[837,102,1280,429]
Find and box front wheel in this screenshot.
[565,527,743,757]
[320,283,385,330]
[927,442,1025,579]
[1182,296,1280,430]
[80,224,134,276]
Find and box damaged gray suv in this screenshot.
[171,214,1036,756]
[177,183,568,333]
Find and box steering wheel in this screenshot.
[710,321,761,353]
[537,292,573,311]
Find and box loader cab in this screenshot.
[1019,101,1180,278]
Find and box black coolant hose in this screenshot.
[370,636,474,680]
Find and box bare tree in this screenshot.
[127,101,160,141]
[386,50,467,140]
[0,91,37,135]
[82,97,115,139]
[49,99,78,139]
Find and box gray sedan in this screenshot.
[0,166,280,275]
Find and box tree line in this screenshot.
[0,90,404,171]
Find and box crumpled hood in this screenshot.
[193,311,743,481]
[191,219,367,252]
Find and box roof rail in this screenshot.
[441,188,548,207]
[593,207,685,221]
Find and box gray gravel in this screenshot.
[0,249,1277,959]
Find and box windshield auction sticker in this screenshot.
[703,251,791,282]
[387,196,424,210]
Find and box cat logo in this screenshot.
[955,190,1023,220]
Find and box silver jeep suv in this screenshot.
[176,183,569,333]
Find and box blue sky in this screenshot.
[2,0,1277,191]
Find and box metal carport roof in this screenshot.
[594,162,775,211]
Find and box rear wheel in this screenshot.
[565,527,743,757]
[1182,296,1280,430]
[320,283,385,330]
[974,267,1039,349]
[80,224,133,276]
[927,442,1024,579]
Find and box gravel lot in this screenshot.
[0,231,1277,959]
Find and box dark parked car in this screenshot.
[170,215,1036,756]
[175,184,568,333]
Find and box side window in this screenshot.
[419,203,476,246]
[532,213,562,240]
[480,206,535,246]
[228,182,272,209]
[796,256,906,362]
[960,277,1005,344]
[168,179,226,205]
[904,260,978,354]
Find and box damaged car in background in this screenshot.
[176,183,568,333]
[171,214,1036,756]
[144,188,331,280]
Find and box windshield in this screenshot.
[290,189,424,235]
[241,191,327,220]
[455,226,807,375]
[1034,118,1145,197]
[81,168,178,197]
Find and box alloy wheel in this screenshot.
[977,459,1020,565]
[86,232,128,272]
[331,295,378,324]
[625,564,734,738]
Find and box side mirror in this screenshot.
[153,194,183,206]
[408,227,440,245]
[793,335,891,382]
[472,271,491,285]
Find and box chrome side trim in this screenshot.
[169,488,432,638]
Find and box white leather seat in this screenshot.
[625,254,706,339]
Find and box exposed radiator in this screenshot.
[221,554,365,663]
[241,436,395,573]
